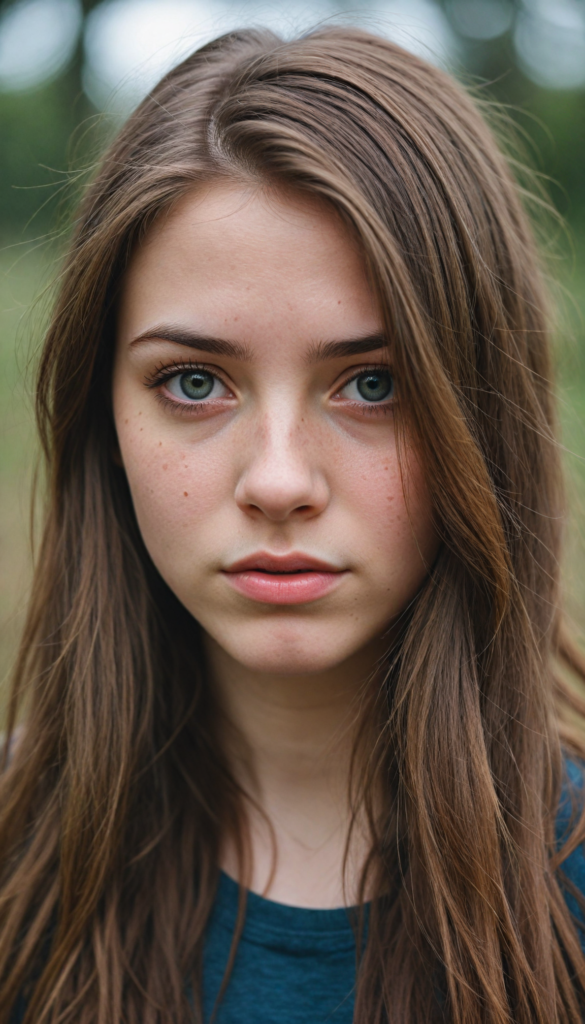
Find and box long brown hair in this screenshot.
[1,25,585,1024]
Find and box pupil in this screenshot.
[356,371,393,402]
[180,371,213,400]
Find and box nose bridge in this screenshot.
[235,392,328,521]
[260,395,305,462]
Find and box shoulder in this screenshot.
[556,756,585,929]
[556,756,585,843]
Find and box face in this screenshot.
[114,184,438,677]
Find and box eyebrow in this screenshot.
[306,335,388,362]
[130,327,253,361]
[130,325,388,362]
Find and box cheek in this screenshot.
[126,450,220,542]
[349,447,437,594]
[126,447,226,552]
[113,401,226,565]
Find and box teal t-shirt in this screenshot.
[202,872,360,1023]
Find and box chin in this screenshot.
[207,618,371,677]
[230,648,341,677]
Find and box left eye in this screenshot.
[166,370,228,402]
[340,370,394,403]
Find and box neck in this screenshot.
[204,635,382,908]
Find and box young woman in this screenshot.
[1,24,585,1024]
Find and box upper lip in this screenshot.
[223,552,344,574]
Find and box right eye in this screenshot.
[166,370,229,402]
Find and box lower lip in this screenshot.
[223,570,347,604]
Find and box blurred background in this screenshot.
[1,0,584,688]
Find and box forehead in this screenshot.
[116,184,381,353]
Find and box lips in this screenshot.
[222,552,348,605]
[225,552,342,574]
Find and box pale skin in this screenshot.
[113,183,439,908]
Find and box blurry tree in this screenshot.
[0,0,584,239]
[0,0,102,239]
[447,20,585,232]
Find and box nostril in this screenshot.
[234,464,330,522]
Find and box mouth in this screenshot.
[222,552,348,605]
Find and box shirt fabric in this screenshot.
[553,756,585,926]
[201,872,360,1023]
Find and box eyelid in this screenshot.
[142,360,394,413]
[143,360,233,394]
[332,363,394,396]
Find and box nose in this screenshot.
[234,408,330,522]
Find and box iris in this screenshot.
[179,371,214,400]
[356,371,393,402]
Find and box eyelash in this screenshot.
[334,365,395,416]
[144,360,219,389]
[143,361,395,415]
[143,361,232,415]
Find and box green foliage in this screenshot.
[0,244,47,680]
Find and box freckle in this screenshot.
[162,464,168,470]
[138,411,142,416]
[158,441,162,446]
[140,427,143,431]
[338,300,341,305]
[184,491,189,497]
[124,418,128,424]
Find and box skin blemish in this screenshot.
[163,464,168,470]
[184,491,189,497]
